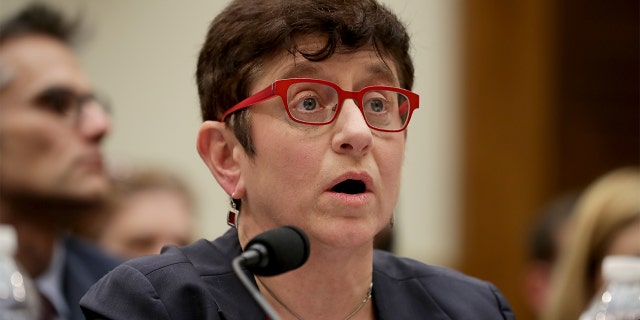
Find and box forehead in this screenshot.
[259,35,400,86]
[0,34,90,99]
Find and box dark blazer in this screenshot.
[81,228,515,320]
[63,235,122,320]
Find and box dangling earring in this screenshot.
[227,193,241,228]
[389,213,395,228]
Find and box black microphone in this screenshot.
[232,226,310,320]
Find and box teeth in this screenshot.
[332,179,366,194]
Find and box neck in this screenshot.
[0,197,65,278]
[255,244,375,320]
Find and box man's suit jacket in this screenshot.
[63,236,122,320]
[81,228,515,319]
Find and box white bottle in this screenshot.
[579,255,640,320]
[0,225,41,320]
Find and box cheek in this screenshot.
[247,124,324,212]
[2,121,51,158]
[374,138,405,222]
[378,138,405,190]
[605,220,640,256]
[277,144,319,182]
[253,120,322,180]
[0,116,70,181]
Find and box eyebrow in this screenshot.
[280,63,321,80]
[362,63,398,86]
[279,60,399,87]
[32,85,93,98]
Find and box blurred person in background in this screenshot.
[522,193,578,319]
[75,167,196,259]
[0,3,121,320]
[541,167,640,320]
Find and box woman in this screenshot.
[542,167,640,320]
[80,1,515,319]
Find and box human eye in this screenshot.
[34,87,78,115]
[286,82,337,123]
[367,98,386,113]
[362,89,406,129]
[363,91,393,114]
[294,95,321,112]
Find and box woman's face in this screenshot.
[605,219,640,257]
[237,38,407,250]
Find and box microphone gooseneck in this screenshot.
[232,226,310,320]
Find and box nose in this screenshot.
[331,99,373,157]
[76,101,110,143]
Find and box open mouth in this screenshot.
[331,179,367,194]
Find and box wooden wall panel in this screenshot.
[459,1,555,319]
[459,1,638,319]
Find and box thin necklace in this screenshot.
[256,277,373,320]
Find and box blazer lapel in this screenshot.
[183,229,267,320]
[372,265,452,319]
[202,271,265,320]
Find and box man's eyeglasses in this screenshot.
[33,86,111,127]
[221,78,419,132]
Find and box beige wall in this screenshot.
[0,0,462,266]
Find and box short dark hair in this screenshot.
[196,0,414,154]
[0,3,80,90]
[0,2,79,46]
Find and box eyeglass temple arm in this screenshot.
[220,86,276,121]
[398,100,409,114]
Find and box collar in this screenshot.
[35,239,69,319]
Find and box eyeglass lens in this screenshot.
[34,87,109,126]
[285,82,409,131]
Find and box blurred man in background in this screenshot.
[0,3,121,319]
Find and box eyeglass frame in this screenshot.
[220,78,419,132]
[32,86,112,127]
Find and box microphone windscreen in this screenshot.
[245,226,310,276]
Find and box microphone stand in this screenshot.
[232,255,282,320]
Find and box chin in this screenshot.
[319,221,377,248]
[70,179,110,201]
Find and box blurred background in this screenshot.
[0,1,637,319]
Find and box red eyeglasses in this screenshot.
[221,78,419,132]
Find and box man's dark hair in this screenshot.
[0,2,79,46]
[196,0,414,155]
[0,3,81,90]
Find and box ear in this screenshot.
[196,121,245,197]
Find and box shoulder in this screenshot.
[374,249,482,285]
[110,227,241,288]
[82,237,221,299]
[80,229,242,320]
[373,250,515,319]
[123,239,213,276]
